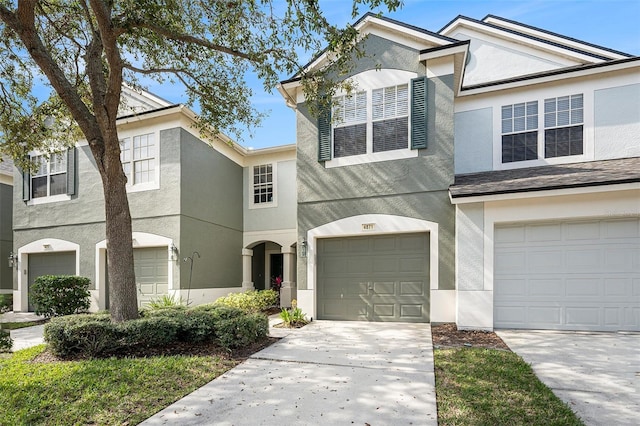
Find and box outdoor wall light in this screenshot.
[8,252,17,269]
[169,243,178,261]
[300,239,307,258]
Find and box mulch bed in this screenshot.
[31,337,280,363]
[431,323,510,350]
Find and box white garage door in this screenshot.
[134,247,169,308]
[495,218,639,331]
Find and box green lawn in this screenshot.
[0,321,46,330]
[434,347,584,426]
[0,345,238,425]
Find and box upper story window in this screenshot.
[249,162,277,209]
[253,164,273,204]
[120,133,157,189]
[317,69,427,168]
[501,101,538,163]
[544,94,584,158]
[332,84,409,158]
[31,153,67,198]
[500,94,584,164]
[23,149,75,204]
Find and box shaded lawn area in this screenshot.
[0,321,46,330]
[0,345,238,425]
[434,347,584,426]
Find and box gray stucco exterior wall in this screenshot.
[594,83,640,160]
[243,159,297,232]
[179,128,243,289]
[0,183,12,291]
[295,35,456,293]
[454,107,494,174]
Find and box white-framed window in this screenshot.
[31,153,67,199]
[544,94,584,158]
[120,133,158,190]
[250,163,277,208]
[332,84,409,158]
[24,149,74,205]
[501,101,538,163]
[499,93,584,164]
[332,91,367,158]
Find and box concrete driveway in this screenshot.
[498,330,640,426]
[142,320,437,425]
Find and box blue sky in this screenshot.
[147,0,640,149]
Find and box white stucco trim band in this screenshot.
[304,214,440,320]
[95,232,176,311]
[15,238,80,312]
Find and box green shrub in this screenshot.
[30,275,91,318]
[0,328,12,352]
[44,306,268,358]
[214,289,278,313]
[216,312,268,348]
[44,314,115,358]
[279,307,309,328]
[0,293,13,313]
[120,316,179,348]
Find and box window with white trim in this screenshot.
[120,133,156,186]
[332,84,409,158]
[253,164,273,204]
[31,153,67,198]
[501,101,538,163]
[544,94,584,158]
[500,93,584,164]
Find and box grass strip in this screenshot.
[0,345,238,425]
[0,321,46,330]
[434,347,584,426]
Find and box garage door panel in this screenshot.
[400,281,424,296]
[28,252,76,311]
[495,218,640,331]
[317,233,429,322]
[528,223,562,241]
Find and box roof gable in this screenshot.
[440,15,631,87]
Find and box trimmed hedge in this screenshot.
[30,275,91,318]
[0,293,13,313]
[214,289,278,313]
[44,305,268,358]
[0,328,12,352]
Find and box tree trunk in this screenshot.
[101,134,139,322]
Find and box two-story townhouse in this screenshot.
[1,156,13,297]
[12,87,297,312]
[278,13,639,331]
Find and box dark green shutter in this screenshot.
[317,104,332,162]
[22,156,30,201]
[66,147,75,195]
[411,76,428,150]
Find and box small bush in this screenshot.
[30,275,91,318]
[0,294,13,313]
[214,289,278,313]
[216,313,269,348]
[44,314,114,358]
[0,328,12,352]
[120,316,179,348]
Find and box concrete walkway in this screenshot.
[141,320,437,425]
[1,312,47,352]
[498,330,640,426]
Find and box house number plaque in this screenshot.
[362,223,376,231]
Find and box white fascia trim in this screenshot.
[458,60,640,97]
[441,19,607,64]
[450,182,640,204]
[17,238,81,312]
[482,16,629,61]
[95,232,177,310]
[305,214,440,298]
[419,43,469,61]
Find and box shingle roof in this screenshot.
[449,157,640,198]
